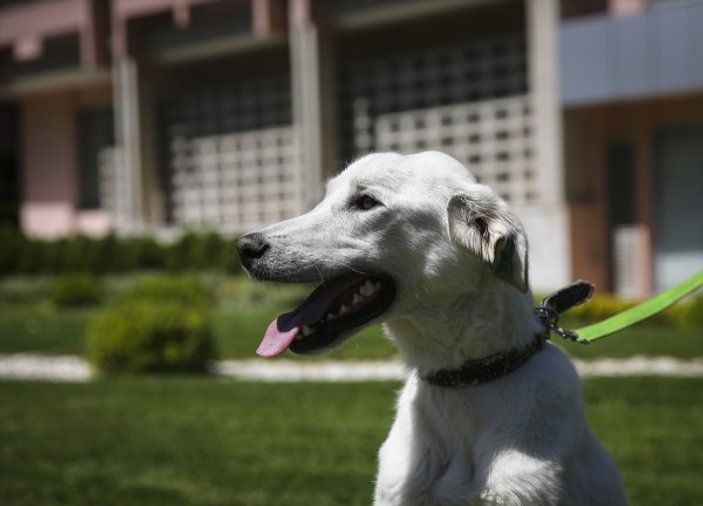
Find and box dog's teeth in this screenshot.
[302,325,313,337]
[339,304,350,315]
[352,293,363,305]
[327,312,337,321]
[360,280,374,296]
[370,282,381,293]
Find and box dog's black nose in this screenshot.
[237,232,270,268]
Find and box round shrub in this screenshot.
[49,274,102,307]
[86,299,216,374]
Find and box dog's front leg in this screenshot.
[374,407,431,506]
[374,379,441,506]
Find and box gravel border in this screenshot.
[0,354,92,382]
[2,354,703,383]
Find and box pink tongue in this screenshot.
[257,319,300,357]
[255,274,365,358]
[256,300,327,358]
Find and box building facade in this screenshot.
[1,0,701,294]
[561,0,703,295]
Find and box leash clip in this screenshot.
[536,280,595,344]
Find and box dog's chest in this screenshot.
[375,377,483,505]
[411,379,481,454]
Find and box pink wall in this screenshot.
[19,91,112,238]
[20,93,79,238]
[22,93,78,204]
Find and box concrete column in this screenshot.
[288,0,338,210]
[525,0,571,290]
[112,57,143,232]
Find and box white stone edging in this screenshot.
[1,354,703,383]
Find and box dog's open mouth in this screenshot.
[257,273,396,357]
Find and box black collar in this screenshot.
[422,280,595,388]
[422,332,547,388]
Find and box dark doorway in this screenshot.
[0,102,19,227]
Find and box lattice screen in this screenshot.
[158,75,297,231]
[78,107,115,210]
[338,34,537,204]
[167,126,298,231]
[374,96,537,204]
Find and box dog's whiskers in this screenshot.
[339,263,371,277]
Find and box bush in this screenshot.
[49,274,102,307]
[566,293,637,322]
[86,299,216,374]
[678,295,703,329]
[554,291,685,327]
[120,275,214,308]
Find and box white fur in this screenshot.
[249,151,628,505]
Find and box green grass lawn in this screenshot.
[0,376,702,505]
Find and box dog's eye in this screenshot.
[352,195,380,211]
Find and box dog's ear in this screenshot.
[447,190,529,293]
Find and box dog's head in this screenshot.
[238,151,529,357]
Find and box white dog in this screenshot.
[238,151,627,505]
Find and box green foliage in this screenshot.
[86,274,217,374]
[49,274,102,307]
[165,231,241,275]
[2,272,701,361]
[0,226,23,273]
[120,275,214,309]
[0,226,240,275]
[677,295,703,329]
[86,299,216,375]
[566,293,637,322]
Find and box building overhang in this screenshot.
[332,0,514,32]
[560,2,703,107]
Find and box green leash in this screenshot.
[538,270,703,344]
[575,270,703,343]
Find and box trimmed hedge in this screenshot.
[85,275,217,375]
[0,227,241,275]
